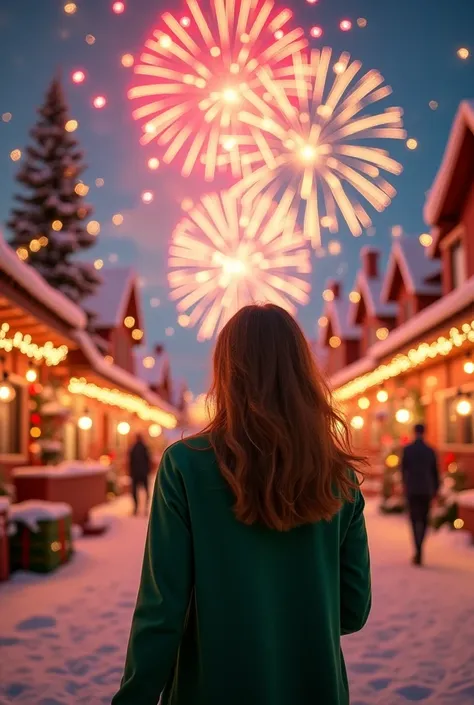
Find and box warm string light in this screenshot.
[0,325,68,366]
[335,321,474,401]
[68,377,177,428]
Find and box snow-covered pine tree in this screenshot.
[8,76,101,306]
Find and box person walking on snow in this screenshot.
[401,424,440,566]
[129,433,152,516]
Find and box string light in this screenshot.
[16,247,29,261]
[86,220,100,236]
[117,421,131,436]
[377,388,389,403]
[335,321,474,401]
[68,377,177,428]
[132,329,144,341]
[456,395,472,417]
[376,327,389,341]
[358,397,370,410]
[0,326,68,366]
[25,363,38,383]
[395,407,411,424]
[30,426,41,438]
[464,354,474,375]
[124,316,135,328]
[329,336,341,349]
[350,415,364,430]
[149,423,162,438]
[349,291,361,304]
[52,220,63,232]
[454,518,465,530]
[78,411,93,430]
[74,183,89,196]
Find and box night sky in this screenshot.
[1,0,473,393]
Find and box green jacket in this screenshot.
[113,436,371,705]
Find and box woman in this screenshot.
[113,304,371,705]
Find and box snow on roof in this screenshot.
[371,274,474,360]
[424,100,474,252]
[0,230,87,330]
[320,297,361,344]
[82,267,141,329]
[381,238,442,302]
[350,271,398,325]
[74,330,178,428]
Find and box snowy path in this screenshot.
[1,498,474,705]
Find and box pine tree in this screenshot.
[8,76,101,304]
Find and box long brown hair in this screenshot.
[203,304,366,531]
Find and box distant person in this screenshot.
[129,433,152,516]
[113,304,371,705]
[401,424,440,565]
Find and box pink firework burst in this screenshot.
[129,0,307,181]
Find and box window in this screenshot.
[443,396,474,445]
[450,240,466,290]
[0,383,24,456]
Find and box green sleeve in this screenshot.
[112,449,193,704]
[340,490,371,636]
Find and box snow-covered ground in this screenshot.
[1,498,473,705]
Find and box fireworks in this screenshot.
[128,0,307,180]
[226,49,405,247]
[168,191,311,341]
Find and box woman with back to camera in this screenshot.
[112,303,371,705]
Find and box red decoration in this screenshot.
[31,413,41,425]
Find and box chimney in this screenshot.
[361,247,380,279]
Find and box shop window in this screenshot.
[0,383,23,456]
[450,240,466,290]
[443,397,474,445]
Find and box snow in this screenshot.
[372,274,474,359]
[12,462,107,480]
[9,500,71,532]
[424,100,474,229]
[457,490,474,509]
[81,267,138,329]
[382,238,442,302]
[0,230,87,330]
[1,498,473,704]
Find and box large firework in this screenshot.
[168,191,311,341]
[227,48,406,247]
[129,0,307,181]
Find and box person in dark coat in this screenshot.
[401,424,440,565]
[129,433,152,515]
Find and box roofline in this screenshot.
[370,275,474,360]
[380,242,417,303]
[424,100,474,241]
[74,330,178,428]
[0,231,87,330]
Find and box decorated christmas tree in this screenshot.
[8,76,101,306]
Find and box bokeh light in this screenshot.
[112,1,125,14]
[142,190,154,204]
[148,157,160,170]
[112,213,124,225]
[65,119,78,132]
[93,95,107,109]
[94,259,104,270]
[419,233,433,248]
[85,34,96,45]
[72,70,86,84]
[457,47,470,60]
[310,26,323,38]
[10,149,21,162]
[2,112,12,122]
[86,220,101,236]
[340,20,352,31]
[406,138,418,150]
[121,53,134,67]
[64,2,77,14]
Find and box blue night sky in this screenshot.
[1,0,474,393]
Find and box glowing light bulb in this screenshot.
[358,397,370,410]
[377,389,389,403]
[142,190,154,204]
[124,316,135,328]
[26,366,37,383]
[117,421,131,436]
[351,416,364,430]
[395,408,411,424]
[456,397,472,416]
[149,424,162,438]
[310,26,323,38]
[340,20,352,31]
[78,414,93,430]
[464,359,474,375]
[93,95,107,109]
[0,379,16,403]
[72,70,85,84]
